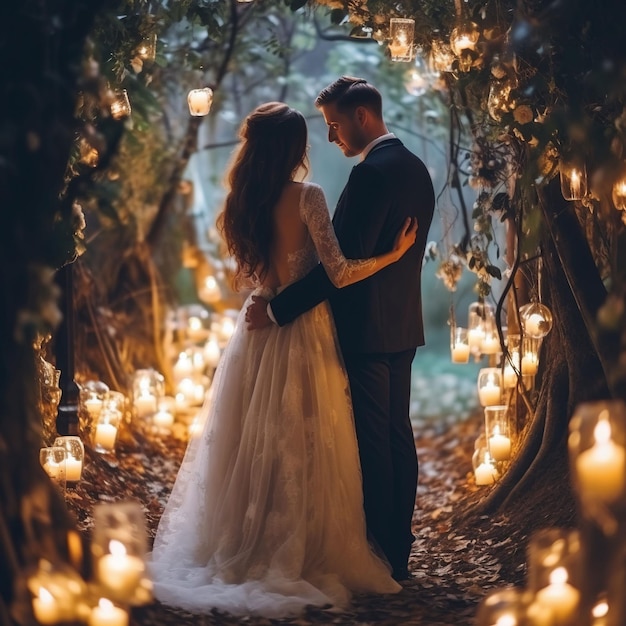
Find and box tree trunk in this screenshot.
[461,178,610,532]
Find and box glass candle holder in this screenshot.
[569,400,626,508]
[79,380,110,438]
[136,32,157,61]
[450,327,470,363]
[480,325,502,356]
[203,336,221,369]
[450,19,480,56]
[520,302,553,339]
[527,528,582,593]
[477,368,502,407]
[110,89,131,120]
[476,587,527,625]
[93,405,122,454]
[88,598,129,626]
[187,87,213,116]
[521,336,541,376]
[104,391,127,423]
[40,446,67,491]
[27,559,88,625]
[559,160,588,201]
[53,436,84,483]
[468,301,495,356]
[132,369,164,419]
[533,566,581,625]
[92,501,150,605]
[484,405,512,462]
[388,18,415,62]
[473,448,499,486]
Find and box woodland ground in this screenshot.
[66,405,575,626]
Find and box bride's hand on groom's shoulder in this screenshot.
[245,295,272,330]
[392,217,418,260]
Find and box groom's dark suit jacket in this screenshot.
[271,137,435,355]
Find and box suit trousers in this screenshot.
[342,348,418,574]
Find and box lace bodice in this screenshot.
[287,183,376,286]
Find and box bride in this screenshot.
[148,102,417,617]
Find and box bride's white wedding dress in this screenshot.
[148,182,401,617]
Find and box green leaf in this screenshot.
[486,265,502,279]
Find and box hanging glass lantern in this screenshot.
[388,18,415,62]
[519,301,553,339]
[467,301,495,356]
[429,39,455,73]
[187,87,213,116]
[559,160,587,201]
[450,20,480,56]
[404,54,430,96]
[487,79,515,121]
[110,89,131,120]
[136,33,157,61]
[612,175,626,211]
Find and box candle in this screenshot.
[479,381,501,407]
[575,418,626,502]
[43,460,63,480]
[134,393,157,418]
[468,326,485,349]
[204,339,221,368]
[521,353,539,376]
[187,317,206,342]
[94,423,118,451]
[175,392,189,411]
[187,88,213,116]
[475,455,499,486]
[200,276,221,303]
[535,567,579,625]
[489,427,512,462]
[32,587,59,625]
[191,350,206,374]
[158,395,176,414]
[480,334,500,355]
[88,598,128,626]
[173,353,193,381]
[451,343,470,363]
[65,454,83,482]
[219,317,235,342]
[85,397,103,419]
[153,409,174,429]
[97,540,145,598]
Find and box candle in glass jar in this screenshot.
[525,313,544,337]
[32,587,60,625]
[88,598,128,626]
[488,426,511,462]
[42,460,63,480]
[535,567,579,625]
[475,454,499,486]
[173,353,193,380]
[480,333,500,355]
[65,454,83,482]
[468,327,485,349]
[521,352,539,376]
[94,423,118,451]
[97,540,145,597]
[451,343,470,363]
[134,392,157,417]
[85,397,103,419]
[153,409,174,429]
[204,339,221,368]
[478,380,501,407]
[575,418,626,503]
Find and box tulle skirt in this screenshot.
[148,288,400,617]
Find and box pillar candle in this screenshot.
[88,599,128,626]
[32,587,59,625]
[489,431,511,462]
[97,541,144,597]
[535,568,579,625]
[451,343,470,363]
[95,423,118,451]
[65,454,83,482]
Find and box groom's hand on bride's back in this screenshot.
[246,295,272,330]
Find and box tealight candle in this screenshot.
[204,339,221,368]
[576,418,626,503]
[94,423,118,452]
[97,540,145,598]
[478,381,501,407]
[522,352,539,376]
[475,454,499,486]
[65,454,83,482]
[451,343,470,363]
[88,598,128,626]
[535,567,579,625]
[85,397,103,419]
[153,409,174,429]
[489,427,511,462]
[32,587,60,625]
[480,333,500,355]
[134,392,157,418]
[173,353,194,381]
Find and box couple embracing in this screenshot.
[148,76,435,617]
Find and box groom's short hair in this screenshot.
[315,76,383,118]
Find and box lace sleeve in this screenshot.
[299,183,379,288]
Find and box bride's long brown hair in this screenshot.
[217,102,309,287]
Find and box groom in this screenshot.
[246,76,435,581]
